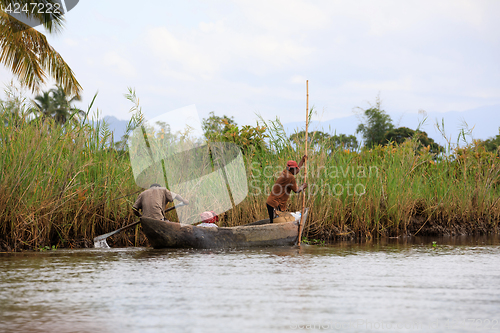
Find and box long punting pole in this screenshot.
[298,80,309,245]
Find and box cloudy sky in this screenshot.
[2,0,499,135]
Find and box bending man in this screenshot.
[133,183,189,221]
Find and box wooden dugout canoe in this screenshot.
[140,208,309,249]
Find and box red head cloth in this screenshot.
[210,211,219,222]
[200,211,218,223]
[287,160,299,169]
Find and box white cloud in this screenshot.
[322,0,492,36]
[31,0,499,138]
[199,21,225,34]
[145,27,217,79]
[102,52,137,78]
[233,0,329,34]
[144,19,314,79]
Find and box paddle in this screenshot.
[93,203,185,248]
[297,80,309,246]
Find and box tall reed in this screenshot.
[223,126,500,241]
[0,107,141,250]
[1,97,499,250]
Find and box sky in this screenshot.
[1,0,500,137]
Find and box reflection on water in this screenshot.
[1,236,499,333]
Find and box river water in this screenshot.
[1,236,499,333]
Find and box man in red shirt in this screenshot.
[266,156,307,223]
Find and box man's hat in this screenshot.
[287,160,299,169]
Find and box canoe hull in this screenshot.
[140,217,302,249]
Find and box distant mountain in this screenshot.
[98,105,500,147]
[101,116,130,141]
[283,104,500,147]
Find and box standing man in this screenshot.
[266,156,307,223]
[133,184,189,221]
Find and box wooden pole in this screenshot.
[298,80,309,245]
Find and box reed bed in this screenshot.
[0,112,142,251]
[1,110,499,251]
[224,131,500,241]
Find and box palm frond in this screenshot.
[0,9,81,97]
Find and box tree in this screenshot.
[383,127,443,154]
[50,86,84,124]
[355,97,394,148]
[202,111,235,140]
[33,86,84,125]
[201,112,267,154]
[289,130,331,149]
[33,91,54,120]
[289,130,358,153]
[328,134,358,150]
[221,123,267,153]
[0,0,81,96]
[483,128,500,154]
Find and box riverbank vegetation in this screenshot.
[1,87,499,251]
[0,86,142,251]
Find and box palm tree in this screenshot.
[0,0,82,97]
[33,91,55,120]
[50,86,85,125]
[33,86,85,125]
